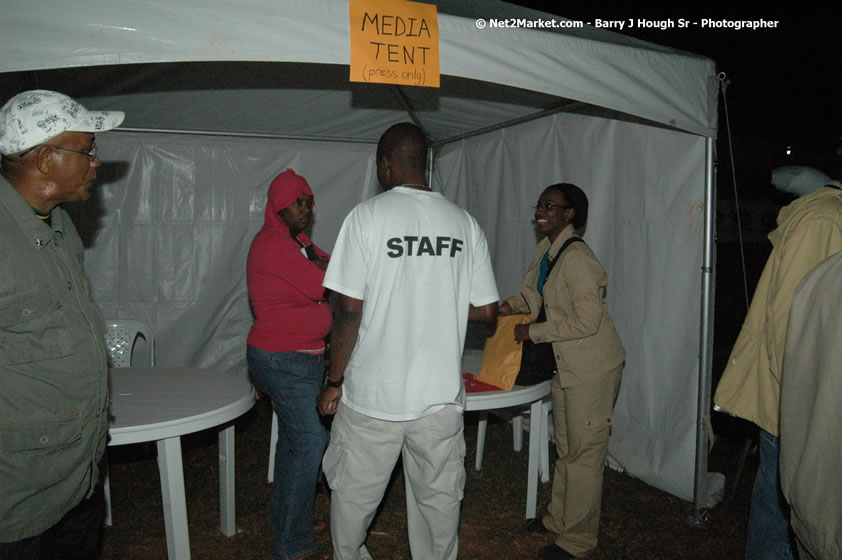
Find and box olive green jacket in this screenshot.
[0,176,109,542]
[504,225,626,387]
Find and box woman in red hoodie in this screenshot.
[246,169,331,560]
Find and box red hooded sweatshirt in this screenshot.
[246,169,331,353]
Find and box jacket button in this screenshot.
[40,435,49,444]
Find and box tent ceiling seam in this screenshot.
[433,100,589,148]
[111,128,379,145]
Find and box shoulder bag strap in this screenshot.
[545,236,584,277]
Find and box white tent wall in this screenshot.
[434,112,706,500]
[84,132,379,373]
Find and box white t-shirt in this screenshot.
[323,186,499,421]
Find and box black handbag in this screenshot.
[515,237,584,386]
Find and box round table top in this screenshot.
[464,379,551,411]
[108,366,255,446]
[462,348,551,411]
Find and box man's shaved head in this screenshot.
[376,123,428,175]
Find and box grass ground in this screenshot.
[102,398,754,559]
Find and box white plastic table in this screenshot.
[462,349,551,519]
[108,367,256,560]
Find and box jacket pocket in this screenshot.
[0,288,74,365]
[0,414,82,452]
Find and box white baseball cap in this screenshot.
[771,165,831,198]
[0,89,124,156]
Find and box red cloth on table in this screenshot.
[463,371,503,393]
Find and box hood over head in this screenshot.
[264,168,314,228]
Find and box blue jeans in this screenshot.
[247,346,328,560]
[745,429,797,560]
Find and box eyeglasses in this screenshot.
[4,142,98,162]
[44,142,98,161]
[532,201,570,212]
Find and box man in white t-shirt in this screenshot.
[317,123,499,560]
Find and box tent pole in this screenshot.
[427,146,435,188]
[689,136,716,528]
[392,84,436,191]
[392,86,430,140]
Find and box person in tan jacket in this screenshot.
[714,176,842,560]
[500,183,625,560]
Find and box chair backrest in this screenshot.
[104,320,155,367]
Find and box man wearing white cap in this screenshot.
[0,90,124,558]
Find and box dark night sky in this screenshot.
[511,2,841,185]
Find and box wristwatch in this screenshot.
[325,376,344,389]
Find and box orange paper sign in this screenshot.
[349,0,440,88]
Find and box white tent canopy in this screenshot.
[1,0,718,512]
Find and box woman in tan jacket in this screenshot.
[499,183,625,560]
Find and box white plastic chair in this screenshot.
[103,319,156,526]
[104,320,156,367]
